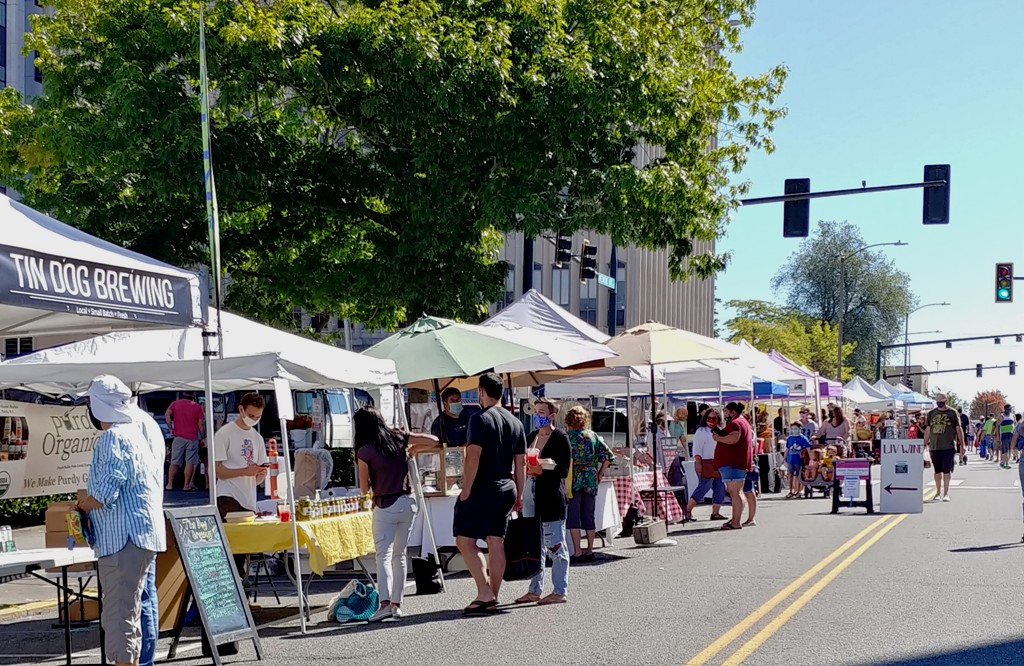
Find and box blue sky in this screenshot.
[717,1,1024,408]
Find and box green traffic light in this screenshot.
[998,288,1011,300]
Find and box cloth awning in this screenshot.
[843,376,901,411]
[0,194,206,335]
[0,310,398,394]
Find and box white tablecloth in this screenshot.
[0,548,97,578]
[410,483,622,558]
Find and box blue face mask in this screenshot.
[448,401,463,416]
[532,414,551,429]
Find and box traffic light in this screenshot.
[996,263,1013,303]
[579,240,597,282]
[1011,362,1017,376]
[555,235,572,268]
[783,178,810,238]
[977,364,983,378]
[922,164,950,225]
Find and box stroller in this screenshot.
[799,445,843,498]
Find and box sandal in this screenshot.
[537,593,567,605]
[709,513,727,521]
[742,519,756,527]
[463,600,498,614]
[514,593,541,604]
[720,522,742,530]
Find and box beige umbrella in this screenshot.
[604,323,737,522]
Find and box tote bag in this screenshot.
[502,514,543,582]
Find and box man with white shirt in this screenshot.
[213,393,269,518]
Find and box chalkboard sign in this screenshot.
[165,507,262,664]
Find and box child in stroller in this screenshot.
[801,448,833,498]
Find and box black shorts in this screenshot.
[453,480,516,540]
[930,449,955,474]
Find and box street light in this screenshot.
[837,241,908,381]
[902,301,950,385]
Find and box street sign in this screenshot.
[879,439,924,514]
[596,272,616,290]
[836,459,870,479]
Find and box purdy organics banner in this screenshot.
[0,400,100,499]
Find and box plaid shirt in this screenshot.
[86,418,166,558]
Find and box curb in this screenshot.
[0,599,57,619]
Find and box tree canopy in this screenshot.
[772,220,915,378]
[969,390,1008,419]
[0,0,786,331]
[723,299,855,379]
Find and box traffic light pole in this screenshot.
[875,332,1024,381]
[883,364,1015,380]
[739,179,947,206]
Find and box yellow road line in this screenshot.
[0,599,56,618]
[720,513,909,665]
[683,513,895,666]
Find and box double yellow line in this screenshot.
[685,490,932,666]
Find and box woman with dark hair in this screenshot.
[815,406,851,451]
[712,402,754,530]
[354,407,439,622]
[685,409,727,521]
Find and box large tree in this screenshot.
[0,0,785,331]
[772,220,915,378]
[723,299,855,379]
[969,390,1009,419]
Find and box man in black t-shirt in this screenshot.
[453,373,526,614]
[430,388,474,446]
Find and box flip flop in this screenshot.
[463,600,498,614]
[537,594,567,605]
[709,514,727,520]
[514,594,541,604]
[720,522,741,531]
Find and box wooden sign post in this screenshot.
[165,507,262,665]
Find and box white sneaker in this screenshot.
[942,495,951,502]
[391,606,403,619]
[367,605,394,623]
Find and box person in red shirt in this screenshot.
[164,392,206,491]
[712,401,754,530]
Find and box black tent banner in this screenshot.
[0,245,195,326]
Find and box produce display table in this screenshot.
[223,512,374,576]
[0,548,100,666]
[611,471,684,523]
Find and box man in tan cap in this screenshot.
[923,392,965,502]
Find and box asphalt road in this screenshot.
[2,457,1023,666]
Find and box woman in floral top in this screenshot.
[564,406,613,563]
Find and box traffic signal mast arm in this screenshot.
[739,179,947,206]
[875,332,1024,381]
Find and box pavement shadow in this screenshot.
[850,638,1024,665]
[948,542,1024,553]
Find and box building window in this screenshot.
[4,337,32,358]
[614,261,626,327]
[497,264,515,309]
[532,262,542,294]
[0,4,6,87]
[552,266,570,308]
[580,278,598,326]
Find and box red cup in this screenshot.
[527,449,539,466]
[278,504,291,522]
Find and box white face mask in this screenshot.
[241,414,260,428]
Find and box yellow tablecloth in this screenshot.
[223,512,374,575]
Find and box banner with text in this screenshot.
[0,400,99,499]
[0,244,195,327]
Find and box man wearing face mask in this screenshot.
[78,375,165,666]
[430,388,474,446]
[213,392,269,519]
[923,393,965,502]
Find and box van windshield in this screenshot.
[326,392,348,415]
[591,411,628,432]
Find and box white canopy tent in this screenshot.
[0,309,400,633]
[0,310,396,395]
[0,195,206,336]
[485,288,610,344]
[844,376,901,412]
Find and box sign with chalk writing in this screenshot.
[165,507,262,664]
[0,245,194,326]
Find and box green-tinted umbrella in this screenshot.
[363,315,548,387]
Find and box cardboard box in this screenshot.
[44,531,95,573]
[44,501,78,532]
[59,598,99,624]
[632,519,668,545]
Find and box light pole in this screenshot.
[837,241,908,381]
[902,301,950,386]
